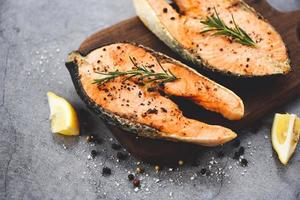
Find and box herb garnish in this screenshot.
[93,57,179,86]
[200,8,256,47]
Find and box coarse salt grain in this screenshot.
[264,135,269,139]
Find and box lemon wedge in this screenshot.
[271,113,300,165]
[47,92,80,136]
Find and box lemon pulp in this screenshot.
[271,113,300,165]
[47,92,80,136]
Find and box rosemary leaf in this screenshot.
[93,56,179,86]
[200,8,256,47]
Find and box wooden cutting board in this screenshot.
[78,0,300,131]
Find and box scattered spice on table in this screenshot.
[102,167,112,176]
[81,127,255,193]
[86,135,96,143]
[86,135,102,144]
[238,146,245,155]
[240,158,248,167]
[154,165,161,172]
[233,146,245,160]
[133,179,141,187]
[90,150,98,159]
[200,168,207,175]
[116,152,128,160]
[111,143,122,150]
[128,174,135,181]
[136,167,144,174]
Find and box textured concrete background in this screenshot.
[0,0,300,200]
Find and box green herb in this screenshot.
[200,8,256,47]
[93,57,179,86]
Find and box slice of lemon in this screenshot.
[271,113,300,165]
[47,92,80,136]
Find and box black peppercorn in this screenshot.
[238,146,245,155]
[158,82,165,88]
[160,107,167,113]
[240,158,248,167]
[117,152,128,160]
[147,87,156,92]
[133,179,140,187]
[111,143,122,150]
[146,108,158,114]
[90,150,97,158]
[200,168,207,175]
[128,174,134,181]
[102,167,111,176]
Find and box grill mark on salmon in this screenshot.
[67,43,244,146]
[133,0,291,76]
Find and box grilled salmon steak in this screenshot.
[66,43,244,146]
[133,0,291,77]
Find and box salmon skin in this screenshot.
[133,0,291,77]
[66,42,244,146]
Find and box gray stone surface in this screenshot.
[0,0,299,199]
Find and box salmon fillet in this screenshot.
[133,0,291,76]
[67,43,244,146]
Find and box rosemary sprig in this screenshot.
[200,8,256,47]
[93,56,179,86]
